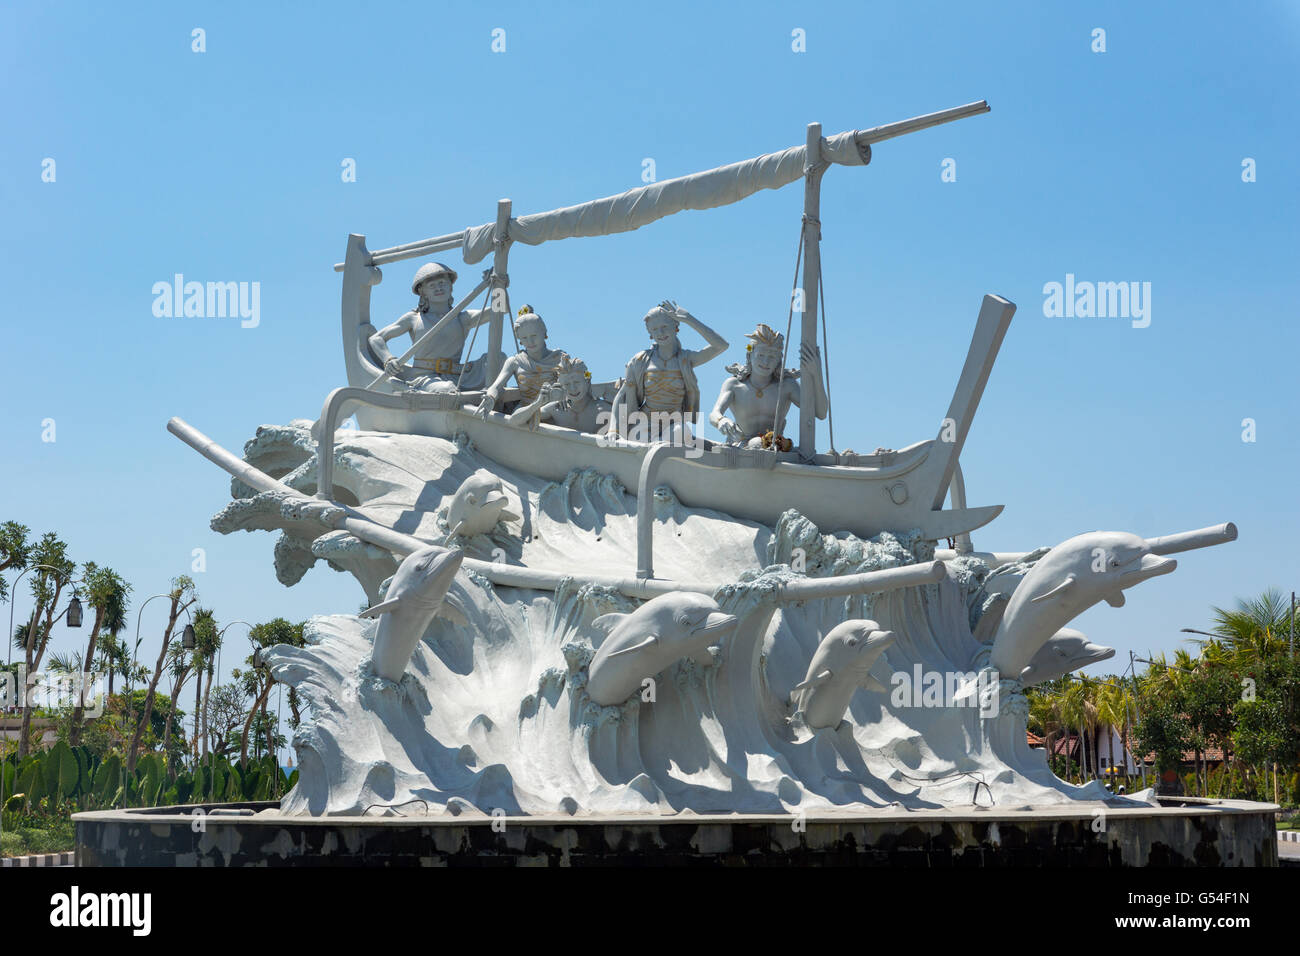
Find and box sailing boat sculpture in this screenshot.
[320,101,1004,543]
[168,99,1238,817]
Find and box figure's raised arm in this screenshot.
[662,300,727,365]
[786,342,828,420]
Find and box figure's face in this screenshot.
[647,316,677,344]
[519,328,547,355]
[419,277,452,301]
[751,345,782,378]
[558,372,588,399]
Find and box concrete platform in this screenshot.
[74,797,1280,866]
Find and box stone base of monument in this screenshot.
[74,798,1278,867]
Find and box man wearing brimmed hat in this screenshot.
[366,261,498,391]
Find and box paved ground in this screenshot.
[1279,839,1300,865]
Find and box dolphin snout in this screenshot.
[425,548,465,585]
[1085,643,1117,664]
[694,612,738,637]
[869,629,897,648]
[1126,553,1176,581]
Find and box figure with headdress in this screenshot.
[506,355,610,433]
[476,306,567,415]
[708,323,827,447]
[608,300,727,439]
[366,262,498,391]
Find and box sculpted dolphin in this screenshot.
[789,619,896,731]
[586,592,738,706]
[443,472,520,539]
[361,544,468,682]
[988,531,1174,683]
[1019,627,1115,687]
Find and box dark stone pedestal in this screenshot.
[74,797,1279,867]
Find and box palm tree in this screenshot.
[1209,589,1290,664]
[17,533,74,757]
[1095,683,1129,780]
[70,563,130,746]
[0,521,32,605]
[189,610,219,762]
[1028,686,1067,778]
[1059,680,1088,782]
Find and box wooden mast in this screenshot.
[485,199,512,388]
[798,123,827,458]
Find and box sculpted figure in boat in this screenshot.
[366,262,498,392]
[477,306,567,414]
[607,301,727,443]
[506,355,611,433]
[709,323,826,447]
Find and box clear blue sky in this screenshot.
[2,0,1297,746]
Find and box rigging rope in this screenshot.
[771,228,805,441]
[817,264,836,455]
[455,281,497,393]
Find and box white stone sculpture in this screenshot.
[986,531,1175,685]
[367,262,497,391]
[167,100,1242,818]
[1018,628,1115,687]
[709,323,827,446]
[506,355,610,433]
[476,307,566,414]
[586,592,738,706]
[789,619,895,731]
[440,472,520,540]
[607,301,728,439]
[360,543,467,682]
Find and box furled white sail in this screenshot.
[460,130,870,264]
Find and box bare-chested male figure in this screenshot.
[708,323,826,447]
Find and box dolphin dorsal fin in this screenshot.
[605,635,658,658]
[591,612,628,633]
[1030,575,1076,604]
[793,669,833,693]
[360,598,401,619]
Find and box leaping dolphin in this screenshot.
[988,531,1174,684]
[790,619,896,731]
[1019,627,1116,687]
[361,544,468,682]
[586,592,738,706]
